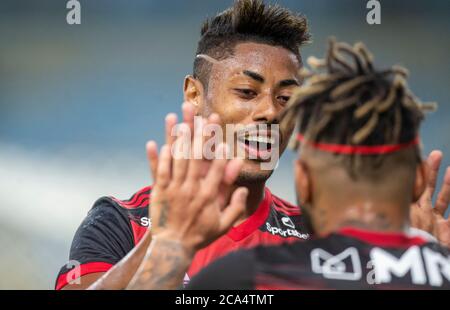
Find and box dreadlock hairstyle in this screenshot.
[280,38,436,177]
[194,0,310,89]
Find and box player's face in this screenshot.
[201,42,301,183]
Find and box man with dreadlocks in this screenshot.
[185,38,450,289]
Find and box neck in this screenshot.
[232,181,266,226]
[311,199,409,237]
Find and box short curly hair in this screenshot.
[193,0,310,89]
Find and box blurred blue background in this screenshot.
[0,0,449,289]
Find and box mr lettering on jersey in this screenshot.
[312,246,450,287]
[371,246,450,287]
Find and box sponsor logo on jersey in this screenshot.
[311,247,362,281]
[266,222,309,240]
[281,217,295,229]
[140,216,151,228]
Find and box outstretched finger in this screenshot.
[172,123,191,183]
[156,144,172,188]
[424,150,443,200]
[223,158,244,186]
[165,113,178,147]
[182,102,196,134]
[435,167,450,216]
[146,141,159,182]
[218,187,248,235]
[187,117,206,181]
[203,143,229,194]
[215,158,244,210]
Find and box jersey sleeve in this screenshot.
[186,250,255,290]
[55,197,135,290]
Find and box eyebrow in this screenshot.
[242,70,300,88]
[243,70,265,83]
[277,79,300,88]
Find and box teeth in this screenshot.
[244,136,274,144]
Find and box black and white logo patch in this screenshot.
[281,217,295,229]
[311,247,362,281]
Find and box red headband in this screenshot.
[296,133,420,155]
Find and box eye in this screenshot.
[277,95,291,105]
[234,88,257,99]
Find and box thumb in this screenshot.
[218,187,248,235]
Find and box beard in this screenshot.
[234,168,274,186]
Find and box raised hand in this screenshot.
[127,114,248,290]
[410,150,450,247]
[146,103,196,183]
[149,114,248,253]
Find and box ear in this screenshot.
[413,161,427,202]
[183,75,205,116]
[294,158,312,206]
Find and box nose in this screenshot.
[252,93,278,124]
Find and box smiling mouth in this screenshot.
[236,131,280,161]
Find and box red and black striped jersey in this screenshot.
[187,227,450,290]
[55,186,310,290]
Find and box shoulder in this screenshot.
[92,186,152,224]
[102,185,153,210]
[56,186,154,290]
[86,185,153,244]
